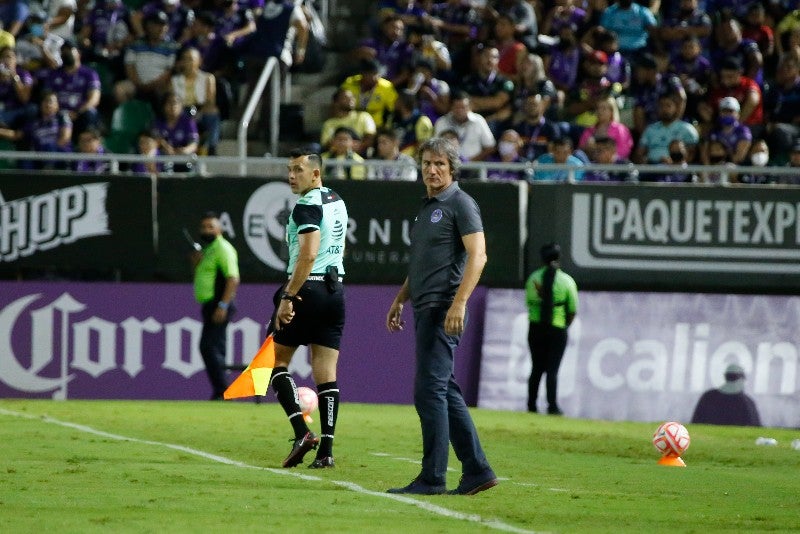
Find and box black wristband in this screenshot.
[280,291,298,303]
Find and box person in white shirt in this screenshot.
[433,90,495,161]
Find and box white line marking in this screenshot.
[0,408,545,534]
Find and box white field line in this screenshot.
[0,408,545,534]
[370,452,570,493]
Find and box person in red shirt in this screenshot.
[699,56,763,138]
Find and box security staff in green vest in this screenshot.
[192,211,240,400]
[525,242,578,415]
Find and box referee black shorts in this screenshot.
[269,278,345,350]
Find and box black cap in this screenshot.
[144,10,169,25]
[540,242,561,263]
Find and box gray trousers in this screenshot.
[413,306,491,485]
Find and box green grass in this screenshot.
[1,400,798,533]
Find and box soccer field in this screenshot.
[1,399,798,533]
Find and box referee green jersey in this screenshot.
[525,267,578,328]
[194,235,239,303]
[286,186,347,275]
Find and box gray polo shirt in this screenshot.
[408,181,484,309]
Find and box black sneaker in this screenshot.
[547,406,563,416]
[282,431,319,468]
[387,477,446,495]
[447,470,499,495]
[308,456,335,469]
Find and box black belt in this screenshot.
[289,274,344,282]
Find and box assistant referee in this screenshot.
[268,148,348,470]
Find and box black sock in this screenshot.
[270,367,308,439]
[316,381,339,458]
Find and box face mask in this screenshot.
[30,24,44,38]
[199,233,216,244]
[498,141,518,157]
[61,54,76,67]
[669,152,684,162]
[719,115,737,127]
[751,151,769,167]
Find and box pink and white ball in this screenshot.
[297,386,318,415]
[653,421,691,457]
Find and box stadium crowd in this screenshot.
[0,0,799,183]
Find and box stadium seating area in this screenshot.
[0,0,799,183]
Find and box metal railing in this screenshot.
[237,56,281,175]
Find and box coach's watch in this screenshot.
[280,291,299,303]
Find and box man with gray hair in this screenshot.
[385,136,498,496]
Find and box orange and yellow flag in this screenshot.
[223,335,275,399]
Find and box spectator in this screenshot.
[578,95,633,160]
[668,35,712,121]
[461,43,515,136]
[778,140,800,185]
[634,93,699,164]
[741,2,775,67]
[700,56,763,135]
[77,0,132,76]
[763,54,800,165]
[319,88,377,155]
[425,0,481,80]
[152,91,199,172]
[631,52,686,138]
[321,126,367,179]
[407,26,452,75]
[0,45,35,129]
[564,50,620,130]
[132,0,194,44]
[656,138,698,182]
[183,11,229,77]
[15,90,73,169]
[701,96,751,165]
[376,0,427,29]
[513,92,563,161]
[583,136,638,182]
[131,129,162,174]
[369,127,418,181]
[776,7,800,58]
[485,128,531,181]
[657,0,712,57]
[392,89,434,158]
[44,41,101,140]
[738,139,773,185]
[212,0,256,52]
[0,20,14,49]
[545,22,582,101]
[710,15,762,84]
[407,56,450,124]
[591,28,630,92]
[41,0,78,41]
[598,0,656,60]
[493,13,527,79]
[433,90,496,161]
[353,14,415,86]
[533,136,584,181]
[513,52,559,121]
[340,58,398,129]
[171,46,220,155]
[15,10,64,76]
[74,127,110,173]
[699,138,733,184]
[483,0,538,53]
[541,0,588,38]
[0,0,29,37]
[117,10,177,106]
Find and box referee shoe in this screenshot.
[282,431,319,468]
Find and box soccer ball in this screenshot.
[297,386,318,415]
[652,421,691,457]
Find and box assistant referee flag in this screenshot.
[223,335,276,399]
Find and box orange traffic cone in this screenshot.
[657,454,686,467]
